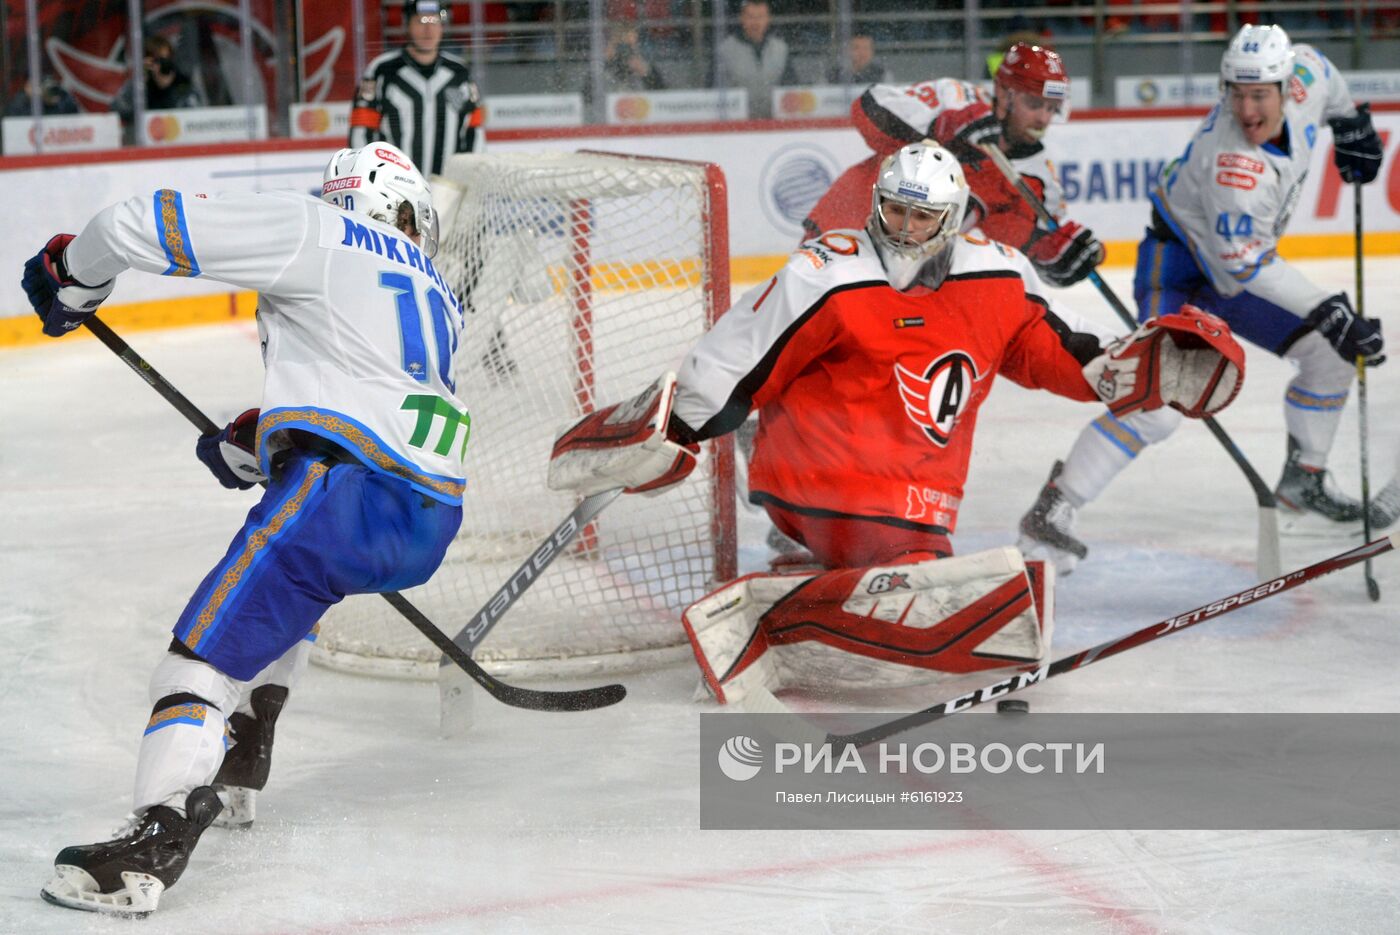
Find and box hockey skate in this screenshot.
[212,684,287,829]
[1274,442,1366,537]
[1017,461,1088,575]
[40,786,221,917]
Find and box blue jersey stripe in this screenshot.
[153,189,202,277]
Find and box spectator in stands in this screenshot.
[605,23,666,92]
[714,0,797,119]
[826,33,891,86]
[111,35,204,144]
[4,76,80,117]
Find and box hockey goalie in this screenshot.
[551,142,1245,704]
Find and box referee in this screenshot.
[349,0,485,176]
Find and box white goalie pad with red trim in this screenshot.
[547,371,699,497]
[681,547,1054,705]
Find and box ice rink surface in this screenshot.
[2,259,1398,933]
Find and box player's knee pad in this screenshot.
[240,638,310,705]
[682,547,1053,705]
[149,651,243,718]
[1284,330,1356,394]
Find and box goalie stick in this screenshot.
[825,533,1396,749]
[81,315,625,714]
[978,142,1281,582]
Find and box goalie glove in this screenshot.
[21,234,115,338]
[196,408,267,490]
[548,372,700,497]
[1083,305,1245,419]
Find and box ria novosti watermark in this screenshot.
[720,736,1104,780]
[700,713,1400,831]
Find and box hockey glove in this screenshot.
[1329,104,1383,185]
[196,408,267,490]
[21,234,115,338]
[1307,293,1384,366]
[1084,306,1245,418]
[932,101,1001,149]
[1026,221,1104,287]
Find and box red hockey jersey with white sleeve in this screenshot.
[672,231,1105,533]
[63,188,471,504]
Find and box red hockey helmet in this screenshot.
[995,42,1070,116]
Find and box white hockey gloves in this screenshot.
[1083,305,1245,419]
[548,372,701,497]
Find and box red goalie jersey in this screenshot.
[670,230,1104,537]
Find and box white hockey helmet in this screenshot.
[1220,24,1295,88]
[321,143,439,258]
[866,142,969,291]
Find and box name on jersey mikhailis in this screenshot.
[328,213,463,312]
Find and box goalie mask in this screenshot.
[866,142,969,292]
[321,143,440,258]
[1220,24,1294,88]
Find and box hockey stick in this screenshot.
[1354,182,1380,601]
[444,487,623,655]
[978,142,1281,581]
[826,533,1397,749]
[80,315,625,713]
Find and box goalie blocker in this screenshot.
[548,372,701,497]
[683,547,1054,704]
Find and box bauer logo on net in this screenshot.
[716,733,1103,782]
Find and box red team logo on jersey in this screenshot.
[894,351,981,447]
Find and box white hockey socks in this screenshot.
[1056,406,1183,508]
[133,653,242,816]
[683,547,1054,704]
[1282,331,1355,468]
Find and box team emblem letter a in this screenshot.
[895,351,980,446]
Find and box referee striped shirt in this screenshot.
[349,49,485,176]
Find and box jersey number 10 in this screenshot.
[379,270,458,391]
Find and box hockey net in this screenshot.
[311,150,736,680]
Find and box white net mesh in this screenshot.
[311,150,735,680]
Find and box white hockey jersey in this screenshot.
[64,189,470,504]
[1151,45,1356,315]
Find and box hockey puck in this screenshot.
[996,699,1030,715]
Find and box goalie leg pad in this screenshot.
[683,548,1055,703]
[548,372,699,497]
